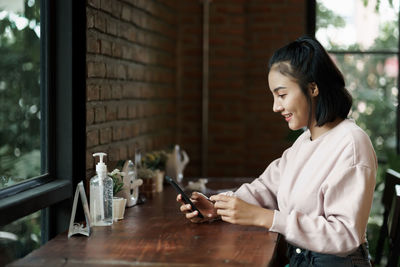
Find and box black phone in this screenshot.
[165,176,204,218]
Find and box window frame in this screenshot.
[0,0,86,242]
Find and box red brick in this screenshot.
[108,147,120,162]
[111,42,123,58]
[94,13,106,32]
[100,84,112,100]
[107,19,117,36]
[87,12,95,28]
[117,64,127,79]
[105,63,115,78]
[87,84,99,101]
[94,106,106,123]
[106,105,117,121]
[121,4,131,21]
[100,0,113,13]
[111,84,122,99]
[87,107,94,125]
[128,105,137,119]
[87,0,100,8]
[122,83,140,98]
[100,39,112,55]
[113,125,123,141]
[123,124,132,139]
[117,104,127,119]
[100,127,112,144]
[122,27,136,43]
[119,145,128,160]
[215,5,244,14]
[87,61,106,78]
[87,36,100,53]
[139,121,148,134]
[111,1,122,18]
[87,130,99,148]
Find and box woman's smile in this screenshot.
[268,68,311,131]
[283,113,293,122]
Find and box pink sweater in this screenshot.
[230,119,377,256]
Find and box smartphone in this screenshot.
[165,176,204,218]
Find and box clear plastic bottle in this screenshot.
[90,152,113,226]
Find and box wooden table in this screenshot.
[10,178,281,266]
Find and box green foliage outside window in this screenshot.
[0,1,42,265]
[0,211,41,266]
[0,0,41,189]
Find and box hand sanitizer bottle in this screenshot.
[90,152,113,226]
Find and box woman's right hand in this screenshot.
[176,192,219,223]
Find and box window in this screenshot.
[0,0,85,264]
[0,211,41,265]
[0,0,42,190]
[316,0,399,162]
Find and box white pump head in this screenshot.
[93,152,108,176]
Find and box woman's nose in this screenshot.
[273,101,283,112]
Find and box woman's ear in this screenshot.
[309,82,319,97]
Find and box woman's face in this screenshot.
[268,69,312,131]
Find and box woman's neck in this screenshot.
[309,118,344,141]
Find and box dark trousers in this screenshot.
[287,243,371,267]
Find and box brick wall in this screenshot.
[207,0,247,177]
[176,1,203,177]
[85,0,307,180]
[244,0,307,176]
[86,0,178,179]
[177,0,307,177]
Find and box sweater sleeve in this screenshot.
[270,165,376,255]
[229,148,290,209]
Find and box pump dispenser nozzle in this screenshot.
[93,152,107,176]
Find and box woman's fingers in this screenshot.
[177,194,188,204]
[216,207,232,216]
[186,210,198,219]
[190,192,202,200]
[210,195,243,224]
[177,191,219,223]
[176,194,183,203]
[214,200,230,210]
[186,211,204,223]
[212,195,236,210]
[210,194,231,202]
[180,203,192,212]
[179,203,202,222]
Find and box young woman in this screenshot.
[176,36,376,266]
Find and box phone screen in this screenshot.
[165,176,204,218]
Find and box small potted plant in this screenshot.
[141,150,167,192]
[109,169,127,221]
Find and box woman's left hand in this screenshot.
[209,194,274,229]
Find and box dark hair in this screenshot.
[268,35,352,127]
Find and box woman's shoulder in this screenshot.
[337,119,371,144]
[332,119,377,168]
